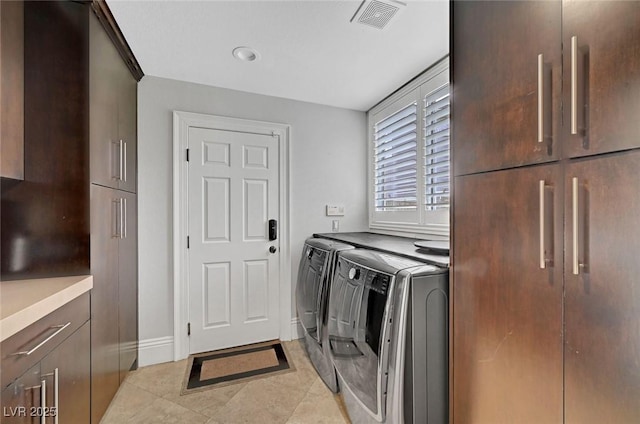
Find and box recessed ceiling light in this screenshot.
[232,46,260,62]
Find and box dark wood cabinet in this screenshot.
[41,322,91,424]
[88,5,139,422]
[562,1,640,159]
[117,56,138,194]
[89,185,121,424]
[118,190,138,383]
[1,294,91,424]
[452,0,562,176]
[90,185,137,421]
[453,164,563,423]
[564,152,640,423]
[1,0,90,280]
[452,1,640,422]
[0,0,24,180]
[90,12,137,194]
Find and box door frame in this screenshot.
[172,111,291,361]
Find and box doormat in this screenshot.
[181,340,294,394]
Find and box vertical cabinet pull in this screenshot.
[571,36,579,135]
[123,140,127,182]
[41,368,59,424]
[539,180,546,268]
[120,198,125,239]
[122,197,127,239]
[113,199,121,238]
[53,368,59,424]
[572,177,580,274]
[40,379,46,424]
[119,139,125,181]
[537,54,544,143]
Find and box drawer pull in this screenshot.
[10,322,71,356]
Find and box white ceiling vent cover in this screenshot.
[351,0,406,30]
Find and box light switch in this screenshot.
[332,220,340,232]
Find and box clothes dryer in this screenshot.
[296,238,353,392]
[327,249,448,423]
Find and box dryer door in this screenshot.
[296,245,328,343]
[328,258,393,420]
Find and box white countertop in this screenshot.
[0,275,93,342]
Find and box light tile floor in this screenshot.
[101,340,350,424]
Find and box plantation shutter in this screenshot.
[373,102,418,211]
[423,83,450,210]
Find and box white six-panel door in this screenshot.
[188,127,280,354]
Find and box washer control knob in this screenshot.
[348,267,360,280]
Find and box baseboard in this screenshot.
[138,336,174,367]
[290,317,304,340]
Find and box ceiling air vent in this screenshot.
[351,0,406,30]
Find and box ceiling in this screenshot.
[107,0,449,112]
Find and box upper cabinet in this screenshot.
[452,1,562,176]
[90,12,137,193]
[453,1,640,177]
[0,0,24,180]
[562,1,640,158]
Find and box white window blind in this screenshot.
[368,57,449,235]
[423,83,450,210]
[373,103,418,211]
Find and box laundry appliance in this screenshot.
[327,249,448,423]
[295,238,353,392]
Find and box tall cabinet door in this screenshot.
[452,0,561,176]
[90,184,120,423]
[564,151,640,423]
[89,12,119,190]
[117,55,137,194]
[453,164,563,424]
[118,190,138,382]
[562,1,640,158]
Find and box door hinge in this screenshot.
[186,148,190,162]
[187,322,191,336]
[187,236,190,248]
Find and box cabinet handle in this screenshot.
[572,177,580,274]
[120,198,125,239]
[119,139,125,181]
[537,54,544,143]
[571,36,578,135]
[123,197,127,239]
[41,368,59,424]
[113,199,121,238]
[539,180,546,268]
[10,323,71,356]
[53,368,59,424]
[40,378,46,424]
[123,140,127,182]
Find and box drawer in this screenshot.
[1,292,90,390]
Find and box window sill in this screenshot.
[369,221,449,238]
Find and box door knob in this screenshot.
[269,246,277,254]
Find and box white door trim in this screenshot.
[172,111,291,361]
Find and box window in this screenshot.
[373,102,418,212]
[423,82,450,211]
[368,58,449,236]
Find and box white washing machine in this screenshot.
[295,238,353,392]
[327,249,448,423]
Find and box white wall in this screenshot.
[137,76,368,365]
